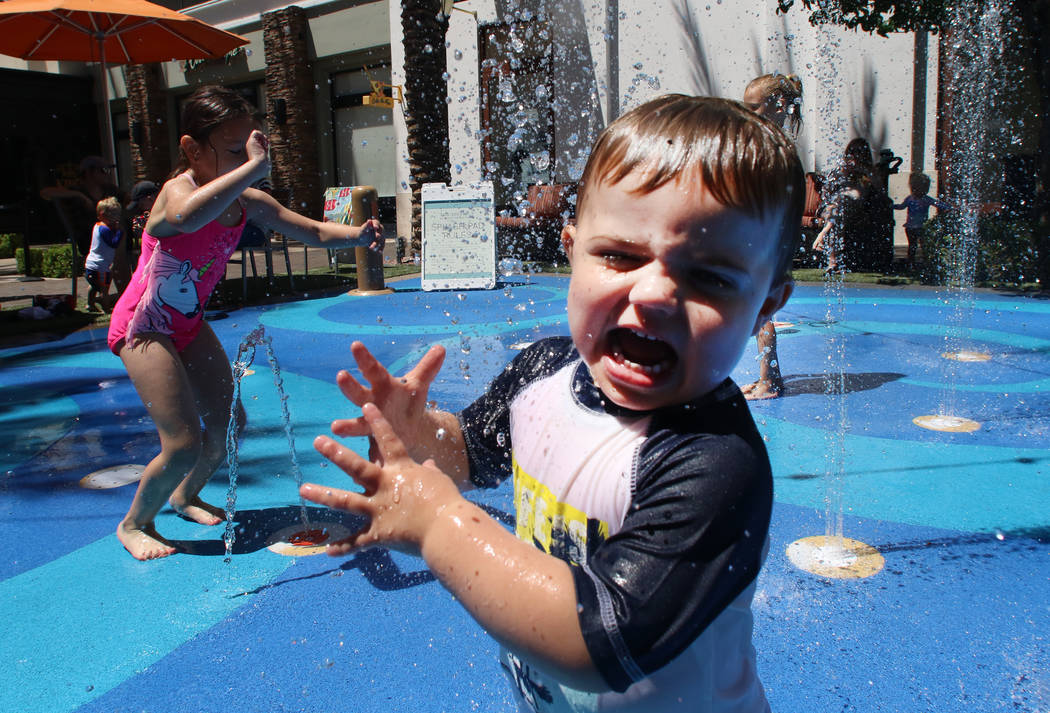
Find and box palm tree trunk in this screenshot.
[401,0,452,255]
[1019,0,1050,288]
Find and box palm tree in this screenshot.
[401,0,452,255]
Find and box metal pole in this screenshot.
[346,185,392,296]
[99,37,119,187]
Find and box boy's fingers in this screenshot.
[325,535,366,557]
[312,435,379,490]
[299,482,369,515]
[330,416,371,438]
[350,341,393,390]
[336,369,371,406]
[361,403,410,462]
[409,344,446,387]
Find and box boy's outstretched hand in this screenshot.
[302,402,462,556]
[332,341,449,464]
[306,403,598,687]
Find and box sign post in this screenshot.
[322,185,392,296]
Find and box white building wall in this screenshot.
[444,0,936,185]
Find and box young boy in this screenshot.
[301,95,803,712]
[85,196,124,312]
[894,172,949,269]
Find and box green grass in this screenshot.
[791,268,917,285]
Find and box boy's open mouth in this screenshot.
[606,327,677,377]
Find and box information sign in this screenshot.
[421,181,496,291]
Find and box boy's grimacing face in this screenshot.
[562,171,792,411]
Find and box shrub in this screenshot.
[0,233,17,259]
[42,244,76,278]
[918,214,1038,287]
[15,244,78,278]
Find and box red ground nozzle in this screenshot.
[288,529,328,547]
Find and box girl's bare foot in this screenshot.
[170,496,225,525]
[742,379,782,400]
[117,522,176,560]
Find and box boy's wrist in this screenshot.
[420,495,483,567]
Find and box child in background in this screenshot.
[125,180,158,249]
[84,196,123,312]
[109,85,382,560]
[741,72,804,400]
[895,171,948,269]
[301,95,803,712]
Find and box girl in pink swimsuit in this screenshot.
[111,85,383,561]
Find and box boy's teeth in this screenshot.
[610,346,665,374]
[630,329,660,341]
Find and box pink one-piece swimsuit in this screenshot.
[108,177,246,355]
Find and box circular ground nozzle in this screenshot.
[786,535,884,579]
[80,464,145,489]
[941,350,991,362]
[913,414,981,432]
[266,521,352,556]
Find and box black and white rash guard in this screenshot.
[458,337,773,713]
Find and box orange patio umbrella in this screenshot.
[0,0,249,184]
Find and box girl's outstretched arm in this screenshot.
[301,403,606,692]
[246,190,383,250]
[151,129,271,237]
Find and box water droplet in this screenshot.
[435,428,447,441]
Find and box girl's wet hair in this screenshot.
[577,94,805,280]
[746,73,803,136]
[172,85,259,177]
[844,137,874,169]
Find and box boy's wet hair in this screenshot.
[96,196,121,221]
[577,94,805,280]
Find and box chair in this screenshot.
[229,221,294,302]
[494,183,576,264]
[801,172,824,229]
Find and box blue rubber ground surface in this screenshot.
[1,276,1047,712]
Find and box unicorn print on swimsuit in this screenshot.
[125,250,217,343]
